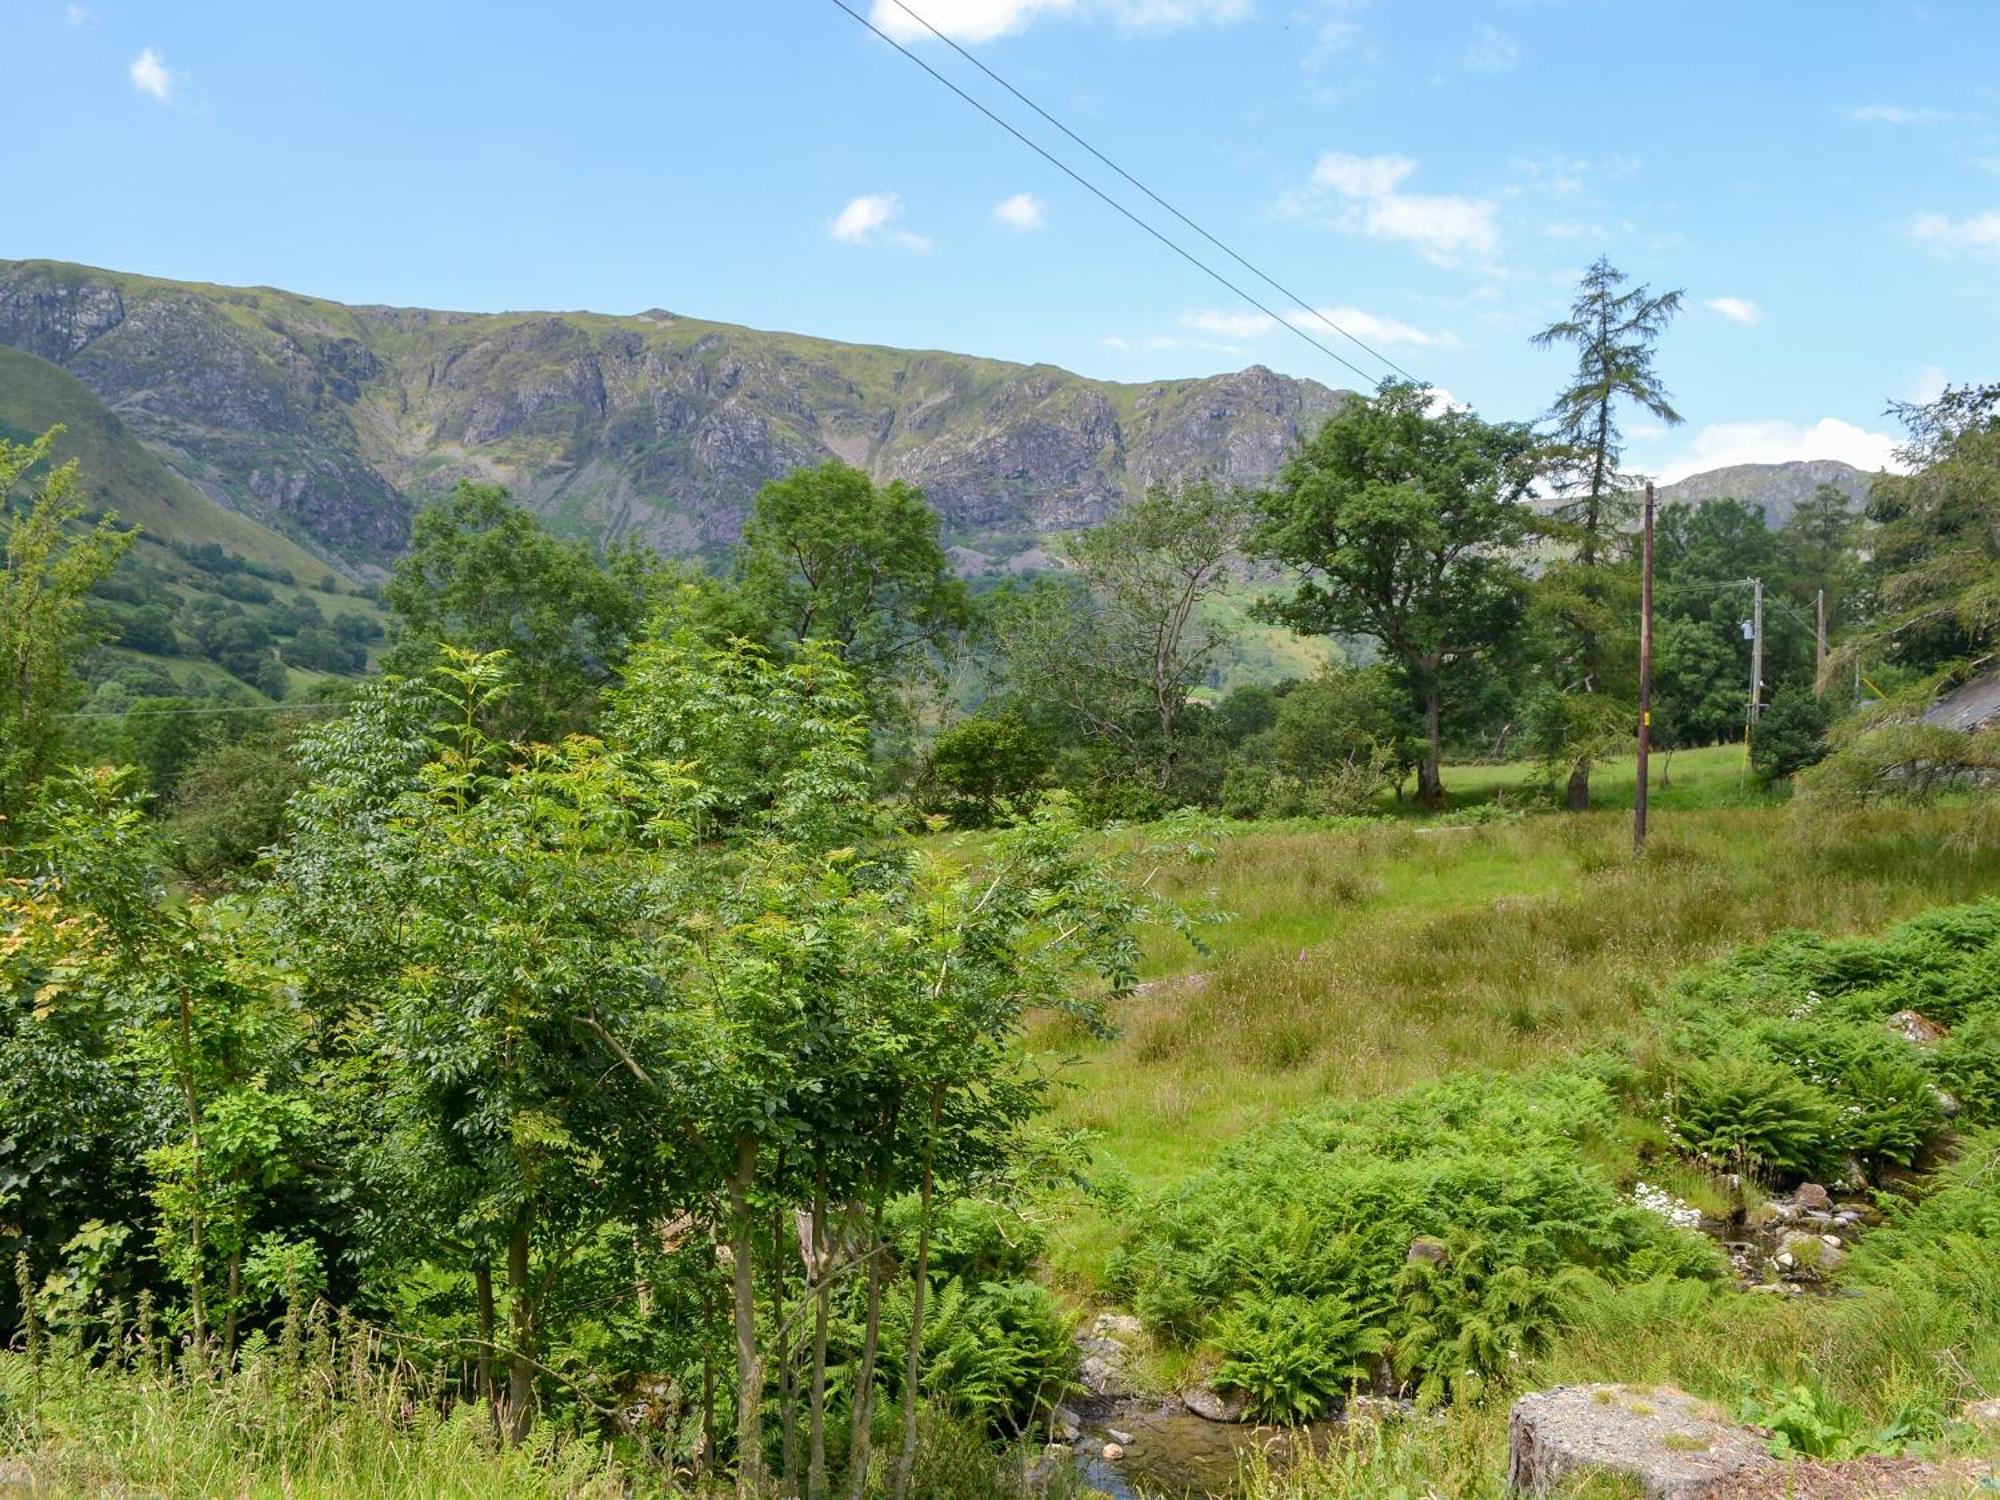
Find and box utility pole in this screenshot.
[1814,588,1827,695]
[1635,482,1654,856]
[1749,576,1765,726]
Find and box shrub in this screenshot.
[1750,687,1830,786]
[1668,1056,1834,1181]
[1212,1292,1387,1424]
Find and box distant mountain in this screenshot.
[0,343,389,693]
[1655,459,1877,527]
[0,258,1351,574]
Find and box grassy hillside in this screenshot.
[0,346,348,582]
[1032,747,2000,1269]
[1,347,387,706]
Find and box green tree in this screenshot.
[995,478,1252,793]
[737,462,971,720]
[382,482,647,740]
[1853,383,2000,679]
[0,427,134,829]
[1750,685,1830,786]
[924,709,1052,826]
[1780,483,1862,631]
[1531,258,1683,807]
[1258,382,1537,808]
[1652,613,1744,782]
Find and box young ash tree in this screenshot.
[1258,382,1538,808]
[0,426,134,830]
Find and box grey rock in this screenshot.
[1886,1009,1948,1046]
[1406,1235,1450,1266]
[1105,1428,1135,1447]
[0,258,1352,574]
[1184,1385,1250,1423]
[1793,1183,1832,1213]
[1965,1396,2000,1431]
[1078,1354,1129,1398]
[1507,1384,1773,1498]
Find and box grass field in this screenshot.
[1029,749,2000,1292]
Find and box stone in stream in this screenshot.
[1793,1183,1833,1214]
[1183,1385,1250,1423]
[1101,1442,1126,1462]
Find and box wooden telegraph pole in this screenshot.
[1634,482,1655,856]
[1750,576,1765,726]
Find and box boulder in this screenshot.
[1406,1235,1450,1266]
[1510,1385,1975,1498]
[1886,1010,1947,1046]
[1793,1183,1833,1214]
[1077,1352,1130,1398]
[1184,1385,1250,1423]
[1508,1384,1774,1498]
[1775,1232,1846,1278]
[1090,1313,1144,1342]
[1100,1442,1126,1462]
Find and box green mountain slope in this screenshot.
[0,345,386,698]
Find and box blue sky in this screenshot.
[8,0,1999,480]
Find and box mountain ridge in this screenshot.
[0,257,1352,573]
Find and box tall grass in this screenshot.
[1038,801,2000,1224]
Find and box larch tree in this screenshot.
[1530,258,1682,808]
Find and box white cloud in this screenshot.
[1705,296,1761,325]
[828,192,932,252]
[129,46,173,103]
[869,0,1247,42]
[991,192,1045,231]
[1848,104,1949,125]
[1463,23,1520,74]
[1182,308,1278,339]
[1280,151,1498,265]
[1655,418,1902,484]
[1181,303,1457,348]
[1908,365,1948,404]
[65,4,94,26]
[1980,156,2000,175]
[1908,210,2000,262]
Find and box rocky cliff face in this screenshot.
[1656,458,1876,527]
[0,259,1350,571]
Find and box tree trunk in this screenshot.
[474,1260,499,1437]
[700,1284,718,1477]
[1566,760,1591,812]
[772,1199,798,1493]
[806,1168,832,1500]
[891,1094,942,1500]
[846,1188,889,1500]
[1417,678,1445,810]
[222,1245,242,1361]
[505,1224,536,1443]
[730,1137,764,1500]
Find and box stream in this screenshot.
[1058,1398,1346,1498]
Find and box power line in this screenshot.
[821,0,1389,390]
[879,0,1424,386]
